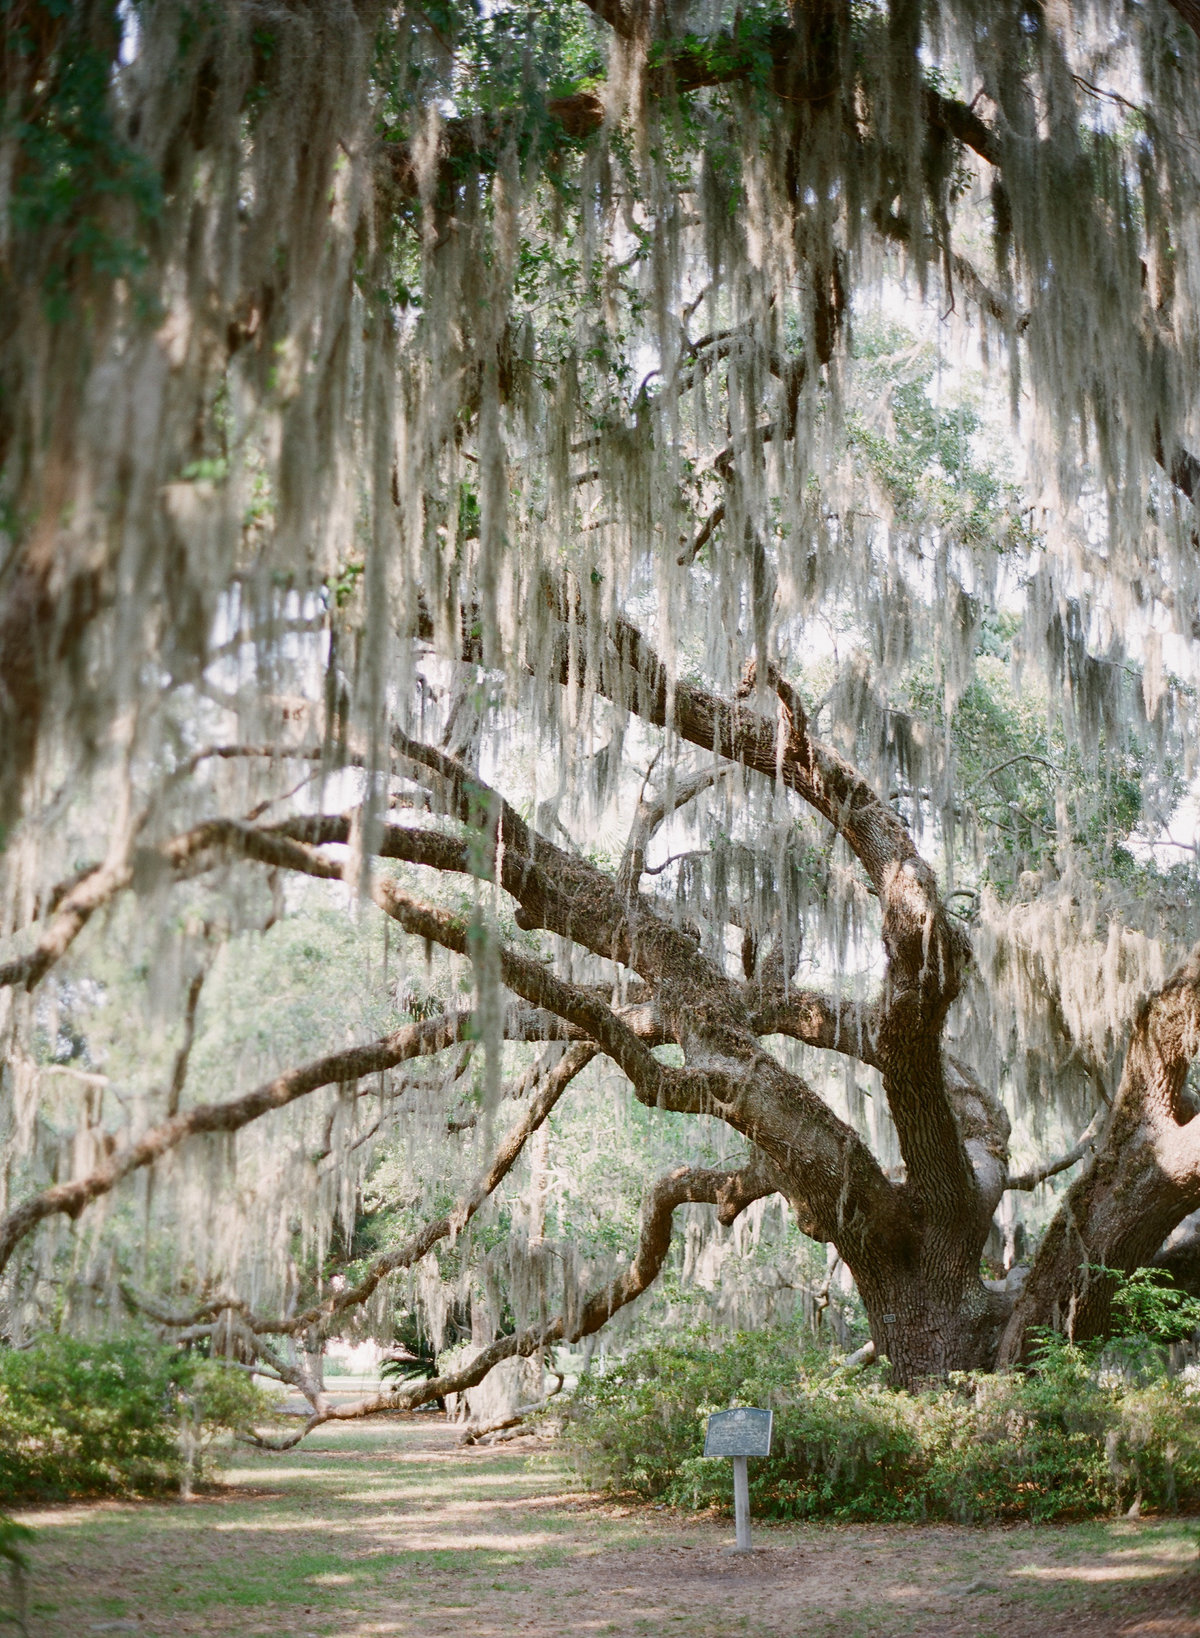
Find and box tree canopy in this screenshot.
[3,0,1200,1407]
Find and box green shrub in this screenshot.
[0,1335,277,1504]
[562,1323,1200,1523]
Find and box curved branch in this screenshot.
[998,943,1200,1363]
[577,619,967,1003]
[0,856,134,990]
[750,988,882,1067]
[617,766,729,893]
[1005,1105,1108,1192]
[7,799,695,1122]
[0,1011,487,1278]
[381,734,718,983]
[369,876,707,1111]
[459,1369,566,1444]
[128,1041,597,1346]
[1,813,346,993]
[78,807,668,1083]
[537,603,975,1223]
[253,1154,779,1445]
[964,753,1062,805]
[266,1039,598,1335]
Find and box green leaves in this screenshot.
[0,1335,277,1503]
[1095,1265,1200,1346]
[5,14,162,316]
[565,1318,1200,1522]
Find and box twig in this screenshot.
[1006,1105,1108,1191]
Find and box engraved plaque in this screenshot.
[703,1406,773,1459]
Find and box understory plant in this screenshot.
[0,1334,278,1503]
[562,1317,1200,1523]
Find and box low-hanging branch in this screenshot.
[250,1154,779,1448]
[0,1007,560,1279]
[264,1040,597,1336]
[141,1037,598,1373]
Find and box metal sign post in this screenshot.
[731,1451,751,1551]
[703,1407,773,1553]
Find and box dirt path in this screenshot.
[14,1415,1200,1637]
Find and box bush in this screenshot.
[0,1335,277,1503]
[562,1323,1200,1522]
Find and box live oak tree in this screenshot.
[3,0,1200,1405]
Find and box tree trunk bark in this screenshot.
[999,952,1200,1366]
[857,1276,1008,1383]
[997,1127,1200,1363]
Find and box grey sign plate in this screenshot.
[703,1406,773,1458]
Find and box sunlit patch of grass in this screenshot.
[1016,1562,1178,1582]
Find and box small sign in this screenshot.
[703,1406,773,1459]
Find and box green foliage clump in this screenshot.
[0,1335,277,1504]
[6,8,161,314]
[1102,1266,1200,1345]
[563,1323,1200,1523]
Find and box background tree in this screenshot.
[2,0,1200,1404]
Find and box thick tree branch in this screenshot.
[578,619,965,987]
[91,808,672,1096]
[368,876,714,1113]
[8,753,901,1316]
[386,13,1001,204]
[750,988,882,1067]
[381,733,724,987]
[538,603,974,1223]
[366,838,900,1251]
[129,1044,594,1345]
[998,944,1200,1363]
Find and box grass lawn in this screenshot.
[9,1415,1200,1637]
